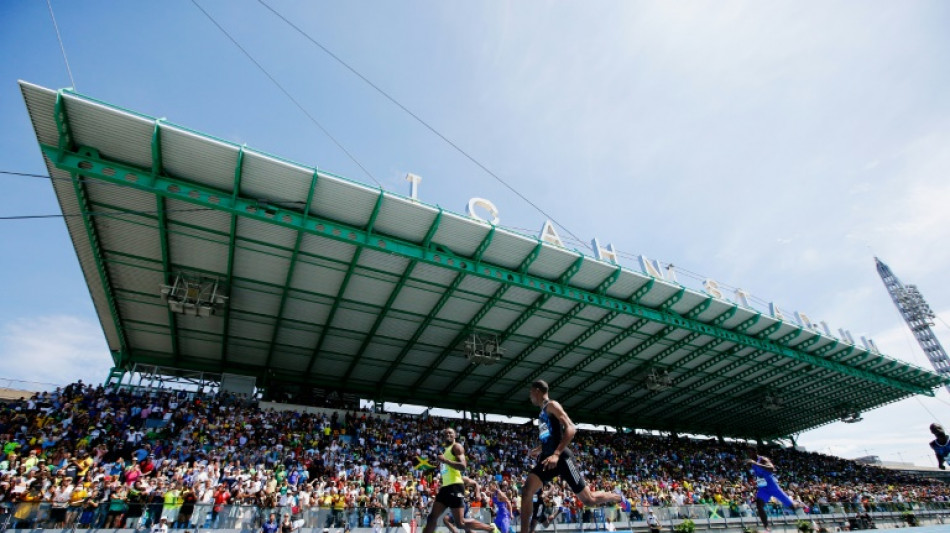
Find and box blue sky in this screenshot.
[2,1,950,465]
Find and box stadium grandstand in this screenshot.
[8,81,950,531]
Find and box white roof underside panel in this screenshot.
[373,195,438,243]
[165,198,231,234]
[167,231,229,275]
[238,218,299,250]
[359,248,412,275]
[571,261,619,291]
[431,212,491,258]
[311,173,378,228]
[480,230,539,270]
[160,125,240,192]
[64,93,154,170]
[96,216,162,263]
[240,151,313,208]
[19,82,59,146]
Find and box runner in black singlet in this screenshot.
[519,380,623,533]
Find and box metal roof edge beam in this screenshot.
[41,143,934,396]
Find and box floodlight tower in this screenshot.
[876,257,950,393]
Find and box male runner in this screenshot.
[519,380,622,533]
[441,476,497,533]
[422,428,497,533]
[929,423,950,470]
[490,482,512,533]
[747,455,799,531]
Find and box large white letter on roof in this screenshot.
[592,238,619,264]
[703,279,723,299]
[539,220,564,247]
[406,173,422,201]
[639,256,665,279]
[467,197,500,225]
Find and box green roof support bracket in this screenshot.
[219,145,247,365]
[756,321,783,340]
[631,278,654,304]
[520,241,543,273]
[470,302,586,398]
[473,226,495,262]
[795,334,823,351]
[422,209,443,248]
[712,304,739,326]
[264,170,319,369]
[54,90,74,161]
[366,190,385,234]
[814,340,840,357]
[559,256,585,285]
[776,326,803,346]
[686,297,713,319]
[659,287,686,311]
[151,119,179,363]
[597,267,622,295]
[489,309,621,403]
[735,313,761,333]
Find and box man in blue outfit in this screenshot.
[747,455,799,531]
[929,423,950,470]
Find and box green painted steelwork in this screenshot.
[377,224,495,386]
[54,93,127,365]
[579,299,719,411]
[151,120,180,363]
[263,171,319,369]
[493,309,620,401]
[561,326,677,408]
[219,146,246,366]
[305,247,364,375]
[469,303,587,397]
[639,318,799,414]
[412,282,510,392]
[443,254,593,395]
[660,287,686,310]
[36,130,947,440]
[303,189,385,375]
[735,313,761,333]
[155,196,180,362]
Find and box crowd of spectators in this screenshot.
[0,381,946,530]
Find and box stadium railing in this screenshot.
[2,501,949,532]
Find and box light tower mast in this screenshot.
[875,257,950,393]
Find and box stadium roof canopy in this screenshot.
[20,81,948,440]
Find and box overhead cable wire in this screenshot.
[46,0,76,89]
[0,207,216,221]
[256,0,592,251]
[1,170,306,206]
[189,0,382,189]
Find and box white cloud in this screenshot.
[0,315,111,388]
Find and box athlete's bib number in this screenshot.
[756,477,767,488]
[539,421,550,441]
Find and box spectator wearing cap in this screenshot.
[150,515,169,533]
